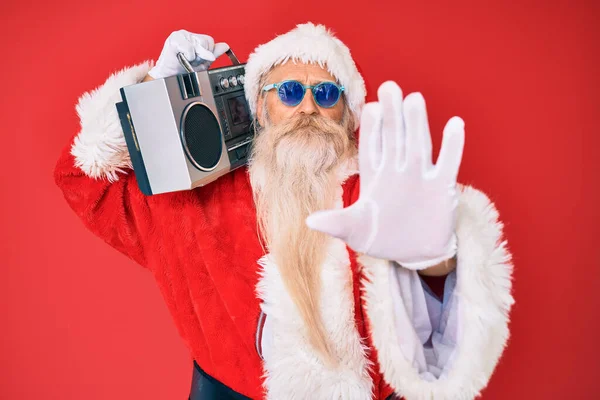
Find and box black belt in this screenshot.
[189,360,252,400]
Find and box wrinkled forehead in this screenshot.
[266,61,338,85]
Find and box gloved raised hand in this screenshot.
[306,81,465,270]
[148,29,229,79]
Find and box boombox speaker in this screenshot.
[116,49,254,195]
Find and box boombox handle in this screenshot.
[177,49,241,73]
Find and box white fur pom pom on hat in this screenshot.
[244,22,366,127]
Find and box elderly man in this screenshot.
[54,23,513,400]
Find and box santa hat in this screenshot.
[244,22,366,127]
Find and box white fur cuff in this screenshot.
[70,60,154,182]
[360,185,515,400]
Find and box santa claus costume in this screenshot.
[54,23,514,400]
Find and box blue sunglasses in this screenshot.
[262,80,345,108]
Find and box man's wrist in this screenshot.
[417,256,457,277]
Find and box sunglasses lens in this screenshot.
[278,81,305,106]
[313,83,341,108]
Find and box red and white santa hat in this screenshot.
[244,22,366,127]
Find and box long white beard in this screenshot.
[248,113,356,363]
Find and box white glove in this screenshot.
[306,81,465,270]
[147,29,229,79]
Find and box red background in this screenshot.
[1,0,598,398]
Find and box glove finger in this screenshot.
[358,102,383,183]
[377,81,405,171]
[435,116,465,182]
[213,42,230,59]
[307,201,378,253]
[172,38,196,63]
[169,29,190,46]
[189,34,214,54]
[198,34,215,52]
[404,92,433,172]
[306,207,356,241]
[192,43,216,62]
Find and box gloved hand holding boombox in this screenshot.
[146,30,231,79]
[117,29,253,195]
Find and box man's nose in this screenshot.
[296,89,319,115]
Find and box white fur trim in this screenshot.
[360,185,514,400]
[256,238,373,400]
[255,174,372,399]
[71,60,154,182]
[244,22,366,127]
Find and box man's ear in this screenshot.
[256,95,265,127]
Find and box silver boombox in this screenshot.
[116,49,253,195]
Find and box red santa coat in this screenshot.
[54,61,514,400]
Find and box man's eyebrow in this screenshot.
[307,78,337,85]
[277,77,337,85]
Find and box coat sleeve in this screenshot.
[359,184,515,400]
[54,61,156,268]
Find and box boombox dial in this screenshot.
[218,74,245,90]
